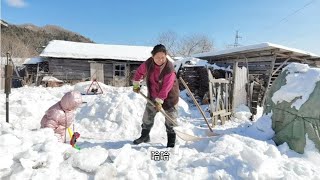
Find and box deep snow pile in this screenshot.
[173,57,232,73]
[272,63,320,110]
[0,81,320,179]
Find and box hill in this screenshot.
[1,20,94,58]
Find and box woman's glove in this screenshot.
[155,102,162,112]
[133,84,140,93]
[154,98,164,112]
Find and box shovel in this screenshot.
[67,127,80,150]
[139,92,219,141]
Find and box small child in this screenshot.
[41,91,82,142]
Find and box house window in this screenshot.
[114,64,126,77]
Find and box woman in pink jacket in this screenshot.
[41,91,82,142]
[132,44,180,148]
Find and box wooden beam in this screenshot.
[208,56,274,64]
[220,112,232,117]
[211,110,226,117]
[215,84,221,125]
[276,53,307,62]
[207,67,215,82]
[262,55,276,106]
[231,61,238,112]
[272,57,290,76]
[209,79,230,84]
[210,49,279,60]
[243,56,250,108]
[207,68,216,126]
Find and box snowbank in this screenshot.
[1,83,320,179]
[272,63,320,110]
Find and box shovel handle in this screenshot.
[139,92,178,126]
[179,77,213,132]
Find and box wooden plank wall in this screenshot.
[46,58,90,82]
[232,66,248,110]
[129,64,141,85]
[46,58,144,86]
[179,66,229,101]
[211,59,272,115]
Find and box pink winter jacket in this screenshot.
[133,61,176,101]
[41,91,82,142]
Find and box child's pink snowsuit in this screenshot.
[40,91,82,142]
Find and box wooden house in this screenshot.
[39,40,172,86]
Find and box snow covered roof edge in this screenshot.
[40,40,155,62]
[194,42,320,59]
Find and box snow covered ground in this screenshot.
[1,81,320,179]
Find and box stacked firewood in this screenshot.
[178,66,230,102]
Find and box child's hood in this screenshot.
[60,91,82,111]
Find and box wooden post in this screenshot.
[231,61,238,112]
[35,63,39,86]
[207,68,216,126]
[208,72,215,126]
[225,82,228,112]
[228,73,232,114]
[249,82,254,114]
[244,56,251,108]
[271,57,290,76]
[215,84,221,125]
[262,56,276,106]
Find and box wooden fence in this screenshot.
[207,68,233,126]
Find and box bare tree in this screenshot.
[157,31,214,58]
[177,34,214,57]
[157,31,179,57]
[1,37,31,58]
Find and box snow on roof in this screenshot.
[174,57,231,73]
[173,56,184,60]
[0,20,8,27]
[23,57,43,64]
[40,40,154,62]
[194,42,320,59]
[41,76,63,82]
[176,57,209,67]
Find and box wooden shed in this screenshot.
[194,42,320,115]
[174,57,231,102]
[23,57,49,85]
[39,40,169,86]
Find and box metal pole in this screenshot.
[6,93,9,123]
[5,53,9,123]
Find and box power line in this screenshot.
[276,0,317,25]
[248,0,317,44]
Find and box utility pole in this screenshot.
[234,30,242,47]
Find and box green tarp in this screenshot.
[264,70,320,153]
